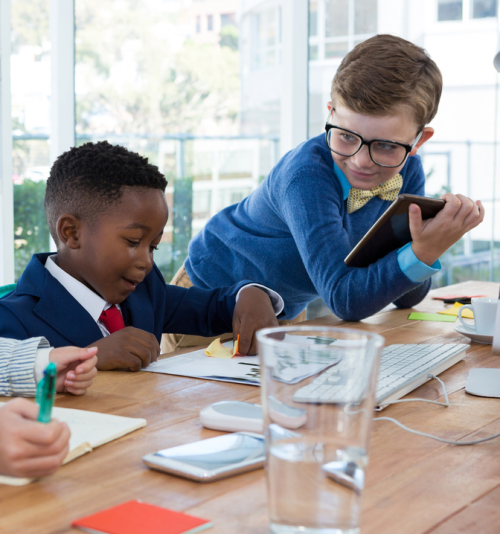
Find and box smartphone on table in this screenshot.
[143,432,265,482]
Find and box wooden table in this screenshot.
[1,281,499,534]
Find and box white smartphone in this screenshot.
[142,432,265,482]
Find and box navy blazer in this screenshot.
[0,253,249,348]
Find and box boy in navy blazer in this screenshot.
[0,142,280,370]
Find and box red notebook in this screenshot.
[71,500,213,534]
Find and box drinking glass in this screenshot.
[257,326,384,534]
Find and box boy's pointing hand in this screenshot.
[409,193,484,267]
[90,327,160,371]
[232,286,279,356]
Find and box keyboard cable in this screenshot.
[372,374,500,446]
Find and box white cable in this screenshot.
[375,374,450,411]
[373,416,500,446]
[373,375,500,446]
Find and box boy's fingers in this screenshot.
[463,200,484,230]
[408,204,424,237]
[13,444,70,478]
[7,398,39,421]
[130,341,153,368]
[66,376,95,390]
[65,384,92,395]
[122,349,147,372]
[126,329,160,362]
[453,194,474,222]
[246,336,258,356]
[72,367,97,382]
[74,355,98,375]
[235,325,253,356]
[50,346,98,368]
[23,420,68,447]
[441,193,462,216]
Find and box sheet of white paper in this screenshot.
[144,337,339,385]
[144,344,261,385]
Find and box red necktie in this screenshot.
[99,305,125,334]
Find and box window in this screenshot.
[74,0,277,281]
[472,0,498,18]
[11,0,51,279]
[251,7,282,70]
[438,0,463,20]
[220,13,235,27]
[438,0,497,21]
[309,0,377,61]
[207,14,213,31]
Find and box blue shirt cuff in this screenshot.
[397,242,441,283]
[236,284,284,316]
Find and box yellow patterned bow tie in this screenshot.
[346,174,403,214]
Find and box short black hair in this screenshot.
[45,141,167,243]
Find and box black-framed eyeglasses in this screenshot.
[325,123,422,168]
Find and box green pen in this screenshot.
[36,362,57,423]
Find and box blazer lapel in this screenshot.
[120,283,155,334]
[33,270,104,347]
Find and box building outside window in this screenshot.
[207,14,213,31]
[438,0,497,21]
[308,0,377,61]
[251,6,281,70]
[472,0,497,18]
[220,12,236,26]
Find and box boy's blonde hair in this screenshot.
[331,34,442,130]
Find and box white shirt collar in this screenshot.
[45,255,114,323]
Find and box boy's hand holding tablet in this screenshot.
[409,193,484,266]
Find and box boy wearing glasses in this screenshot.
[165,34,484,350]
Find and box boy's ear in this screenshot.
[56,214,82,250]
[410,127,434,156]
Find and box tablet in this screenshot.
[344,194,446,268]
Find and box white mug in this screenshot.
[458,298,499,336]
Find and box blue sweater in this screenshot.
[186,134,432,321]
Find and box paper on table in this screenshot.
[408,312,457,322]
[144,336,339,386]
[437,301,474,319]
[0,404,146,486]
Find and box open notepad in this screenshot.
[0,404,146,486]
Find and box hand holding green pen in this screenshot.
[36,362,57,423]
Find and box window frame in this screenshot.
[0,0,15,284]
[308,0,377,62]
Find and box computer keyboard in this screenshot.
[292,343,469,408]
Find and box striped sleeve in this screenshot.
[0,337,51,397]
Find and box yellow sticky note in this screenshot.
[205,338,233,359]
[437,301,474,319]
